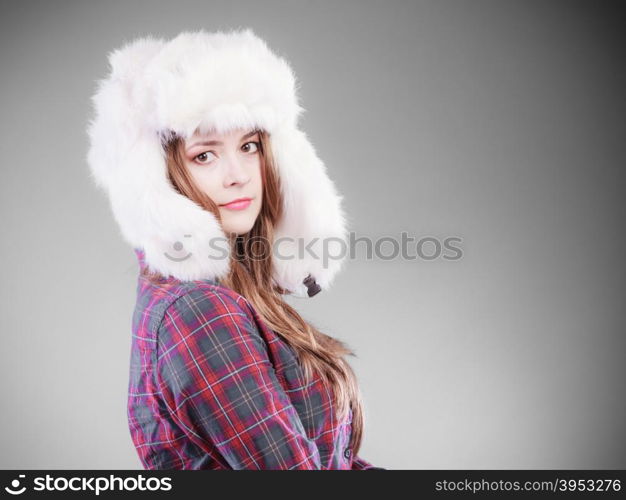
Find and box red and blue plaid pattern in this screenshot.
[127,248,380,470]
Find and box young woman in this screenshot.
[87,28,384,470]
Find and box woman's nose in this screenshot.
[223,155,250,186]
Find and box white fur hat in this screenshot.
[86,28,349,297]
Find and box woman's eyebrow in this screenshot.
[186,130,259,151]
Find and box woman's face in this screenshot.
[182,127,263,236]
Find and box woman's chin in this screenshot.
[222,220,256,236]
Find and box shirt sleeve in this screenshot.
[351,455,386,470]
[155,287,323,470]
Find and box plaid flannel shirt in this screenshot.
[127,248,381,470]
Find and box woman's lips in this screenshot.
[220,198,252,210]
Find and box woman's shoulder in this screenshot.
[133,278,255,346]
[156,282,264,355]
[166,281,251,320]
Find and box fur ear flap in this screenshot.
[270,126,349,297]
[104,126,232,282]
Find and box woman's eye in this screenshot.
[242,141,260,153]
[193,142,258,164]
[194,151,216,164]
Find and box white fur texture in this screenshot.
[86,28,348,297]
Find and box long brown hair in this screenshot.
[142,129,366,456]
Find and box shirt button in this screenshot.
[344,448,352,459]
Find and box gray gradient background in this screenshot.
[0,0,624,469]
